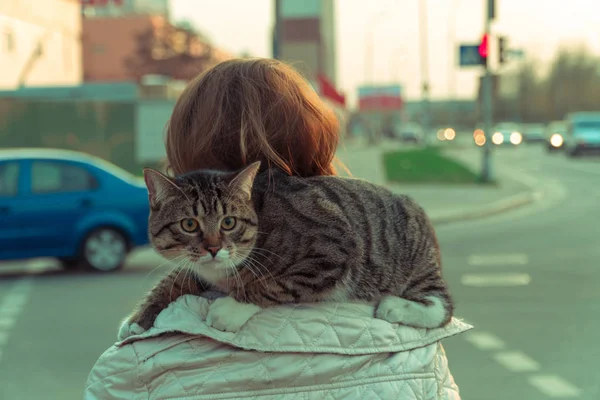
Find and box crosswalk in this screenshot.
[460,252,581,398]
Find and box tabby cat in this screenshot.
[124,162,453,332]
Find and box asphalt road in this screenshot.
[0,144,598,400]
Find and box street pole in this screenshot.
[364,11,387,85]
[447,0,456,128]
[419,0,430,137]
[481,0,495,182]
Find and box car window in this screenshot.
[0,162,20,197]
[574,121,600,130]
[31,161,98,194]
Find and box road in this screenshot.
[0,145,598,399]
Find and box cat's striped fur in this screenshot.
[126,162,453,331]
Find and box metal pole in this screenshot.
[481,0,494,182]
[419,0,430,136]
[364,11,386,85]
[447,0,456,128]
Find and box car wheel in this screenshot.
[567,148,579,157]
[81,228,129,272]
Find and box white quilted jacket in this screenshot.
[85,295,472,399]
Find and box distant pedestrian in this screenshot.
[84,58,471,400]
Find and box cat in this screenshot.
[123,161,454,334]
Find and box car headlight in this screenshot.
[510,132,522,145]
[550,133,563,147]
[492,132,504,145]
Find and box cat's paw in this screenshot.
[376,295,448,329]
[117,319,147,341]
[205,296,262,333]
[376,295,414,324]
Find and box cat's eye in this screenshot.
[221,217,236,231]
[180,218,199,232]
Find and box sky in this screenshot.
[170,0,600,108]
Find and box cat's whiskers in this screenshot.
[250,246,284,260]
[230,260,247,302]
[143,254,187,283]
[238,254,275,287]
[169,261,189,302]
[238,258,267,290]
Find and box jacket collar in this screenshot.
[119,295,473,355]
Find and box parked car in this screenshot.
[545,120,567,152]
[399,123,424,144]
[0,149,150,272]
[564,112,600,157]
[522,123,546,144]
[491,122,523,146]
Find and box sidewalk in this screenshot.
[335,141,536,225]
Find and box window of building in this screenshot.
[4,28,15,52]
[93,44,105,54]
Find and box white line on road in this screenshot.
[461,273,532,287]
[493,351,541,372]
[0,277,35,368]
[463,332,506,350]
[0,316,16,330]
[468,254,529,266]
[529,375,582,398]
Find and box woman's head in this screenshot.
[165,58,341,177]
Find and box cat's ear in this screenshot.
[229,161,261,200]
[143,168,179,208]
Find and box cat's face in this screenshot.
[143,162,260,284]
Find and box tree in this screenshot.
[126,22,215,82]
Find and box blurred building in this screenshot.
[272,0,346,132]
[0,0,82,89]
[82,14,232,82]
[81,0,169,18]
[273,0,336,85]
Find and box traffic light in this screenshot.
[498,36,507,64]
[478,34,490,67]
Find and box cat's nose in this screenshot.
[207,246,221,258]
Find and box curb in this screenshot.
[428,189,541,226]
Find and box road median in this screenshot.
[336,142,539,226]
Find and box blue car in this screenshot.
[0,148,150,272]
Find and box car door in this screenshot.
[0,160,27,259]
[12,160,100,257]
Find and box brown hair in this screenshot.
[165,58,342,177]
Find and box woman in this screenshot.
[84,58,472,399]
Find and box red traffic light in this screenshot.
[478,34,490,58]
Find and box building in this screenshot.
[81,0,169,18]
[272,0,346,132]
[273,0,337,86]
[0,0,82,89]
[82,15,232,82]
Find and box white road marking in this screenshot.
[463,332,506,350]
[0,277,35,367]
[0,316,16,330]
[468,254,529,266]
[529,375,582,398]
[461,273,531,287]
[493,351,541,372]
